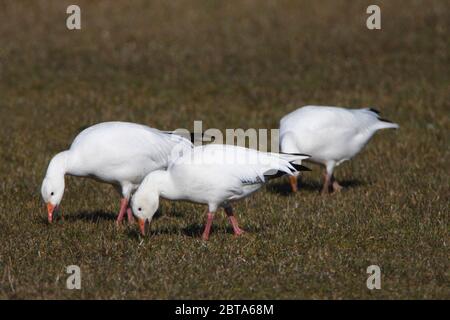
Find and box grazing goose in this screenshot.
[279,105,399,194]
[41,121,192,224]
[130,144,310,240]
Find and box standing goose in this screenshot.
[279,105,399,194]
[130,144,310,240]
[41,121,192,224]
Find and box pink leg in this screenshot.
[127,207,135,223]
[116,198,128,225]
[225,206,244,236]
[321,172,331,195]
[289,175,298,193]
[331,175,343,192]
[202,212,214,241]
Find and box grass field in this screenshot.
[0,0,448,299]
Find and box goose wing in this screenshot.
[177,144,309,185]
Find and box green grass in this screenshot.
[0,0,448,299]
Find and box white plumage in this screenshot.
[131,144,309,239]
[280,105,399,193]
[41,121,192,223]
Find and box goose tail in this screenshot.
[364,108,399,130]
[278,152,310,164]
[279,152,311,173]
[375,118,400,130]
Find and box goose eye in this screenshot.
[138,208,142,211]
[51,192,54,196]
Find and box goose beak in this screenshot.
[47,203,56,223]
[138,218,146,235]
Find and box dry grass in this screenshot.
[0,0,448,299]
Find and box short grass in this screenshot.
[0,0,448,299]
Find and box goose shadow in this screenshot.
[64,210,117,223]
[124,224,198,240]
[337,179,366,189]
[61,208,163,224]
[267,178,366,196]
[180,223,261,238]
[125,222,261,239]
[36,210,117,225]
[124,225,183,240]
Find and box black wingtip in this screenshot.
[280,152,311,158]
[378,117,394,124]
[264,170,285,180]
[190,132,215,143]
[264,164,311,181]
[165,131,214,143]
[292,164,311,172]
[367,108,396,125]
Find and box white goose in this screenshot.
[280,105,399,194]
[131,144,310,239]
[41,121,192,223]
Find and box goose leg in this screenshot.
[321,172,331,194]
[126,207,135,223]
[202,212,215,241]
[225,206,244,236]
[117,184,134,224]
[331,175,343,192]
[289,175,298,193]
[322,162,336,194]
[116,198,128,224]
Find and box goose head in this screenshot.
[41,175,65,223]
[131,182,160,235]
[41,152,68,223]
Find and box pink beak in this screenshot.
[47,203,56,223]
[138,219,146,235]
